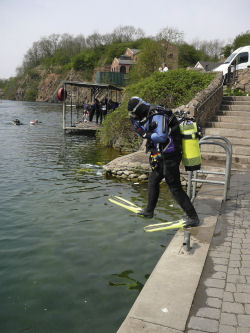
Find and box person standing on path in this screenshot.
[162,63,168,72]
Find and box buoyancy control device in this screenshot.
[178,116,202,171]
[137,106,202,171]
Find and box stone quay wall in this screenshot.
[104,72,224,183]
[233,68,250,92]
[174,71,224,127]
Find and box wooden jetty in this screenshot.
[61,80,123,135]
[64,121,99,135]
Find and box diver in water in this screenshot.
[128,96,200,228]
[12,118,23,125]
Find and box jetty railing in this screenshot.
[187,135,232,202]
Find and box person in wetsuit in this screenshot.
[128,96,200,228]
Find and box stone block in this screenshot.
[218,325,236,333]
[242,261,250,268]
[229,260,241,268]
[188,317,219,332]
[223,291,234,302]
[209,250,230,259]
[220,312,237,325]
[237,314,250,328]
[228,268,239,275]
[237,327,250,333]
[204,278,226,289]
[236,283,250,293]
[211,257,229,265]
[240,268,250,275]
[234,292,250,303]
[214,265,228,273]
[206,287,224,298]
[206,297,222,308]
[245,304,250,314]
[196,307,220,320]
[225,283,236,292]
[211,271,226,280]
[227,274,246,284]
[222,301,244,314]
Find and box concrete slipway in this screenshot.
[117,173,225,333]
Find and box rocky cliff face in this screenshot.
[14,68,86,103]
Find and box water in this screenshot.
[0,100,183,333]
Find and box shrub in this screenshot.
[224,87,249,96]
[127,69,215,108]
[24,86,38,101]
[98,69,215,150]
[97,95,142,151]
[72,49,97,71]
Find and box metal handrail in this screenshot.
[200,135,232,190]
[196,76,225,113]
[187,136,232,202]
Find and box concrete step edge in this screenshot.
[206,122,250,130]
[204,128,250,138]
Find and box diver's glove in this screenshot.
[130,117,148,137]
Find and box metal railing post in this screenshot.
[187,136,232,202]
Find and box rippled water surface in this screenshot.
[0,100,183,333]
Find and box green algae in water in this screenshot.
[76,168,93,175]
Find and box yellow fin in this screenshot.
[109,196,141,214]
[144,219,186,232]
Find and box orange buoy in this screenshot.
[57,87,67,101]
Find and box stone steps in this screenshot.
[222,101,250,105]
[220,104,250,111]
[202,95,250,168]
[204,127,250,139]
[201,143,250,155]
[223,96,250,101]
[201,151,250,167]
[217,110,250,117]
[213,115,250,122]
[206,121,250,130]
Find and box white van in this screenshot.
[213,45,250,76]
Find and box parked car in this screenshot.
[213,45,250,78]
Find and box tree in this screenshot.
[191,39,224,61]
[233,31,250,49]
[104,42,136,64]
[72,49,98,71]
[156,26,184,44]
[129,39,164,82]
[86,32,103,48]
[155,26,184,63]
[178,43,201,68]
[222,44,233,58]
[111,25,145,43]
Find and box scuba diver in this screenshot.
[128,96,200,228]
[12,118,23,125]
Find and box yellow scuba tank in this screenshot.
[179,120,201,171]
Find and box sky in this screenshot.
[0,0,250,79]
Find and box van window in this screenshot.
[237,52,249,64]
[224,52,237,64]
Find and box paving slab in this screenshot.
[118,180,224,332]
[185,171,250,333]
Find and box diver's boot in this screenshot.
[138,208,154,218]
[184,216,200,228]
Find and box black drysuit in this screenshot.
[131,106,198,220]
